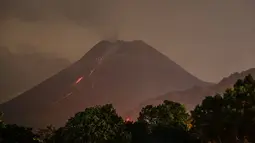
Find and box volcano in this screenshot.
[0,40,210,127]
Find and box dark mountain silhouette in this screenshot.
[131,68,255,118]
[0,46,70,103]
[0,40,210,127]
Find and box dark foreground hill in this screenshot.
[0,40,210,127]
[130,68,255,117]
[0,46,70,103]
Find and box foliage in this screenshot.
[138,100,189,130]
[0,124,39,143]
[0,112,39,143]
[191,74,255,143]
[36,125,56,142]
[49,104,131,143]
[125,121,152,143]
[0,112,4,129]
[137,100,191,143]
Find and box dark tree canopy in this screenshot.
[137,100,191,143]
[191,74,255,143]
[138,100,189,129]
[49,104,131,143]
[125,121,151,143]
[0,112,4,129]
[36,125,56,142]
[0,124,39,143]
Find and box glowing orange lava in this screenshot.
[75,76,84,84]
[125,117,132,122]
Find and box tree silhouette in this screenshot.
[0,124,39,143]
[49,104,131,143]
[137,100,191,143]
[36,125,56,142]
[125,121,152,143]
[0,112,4,129]
[191,74,255,143]
[138,100,189,129]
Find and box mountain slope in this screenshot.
[0,40,209,127]
[132,68,255,117]
[0,46,70,103]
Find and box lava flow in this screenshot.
[75,76,84,84]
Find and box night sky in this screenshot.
[0,0,255,82]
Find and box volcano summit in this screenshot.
[0,40,209,127]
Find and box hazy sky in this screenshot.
[0,0,255,82]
